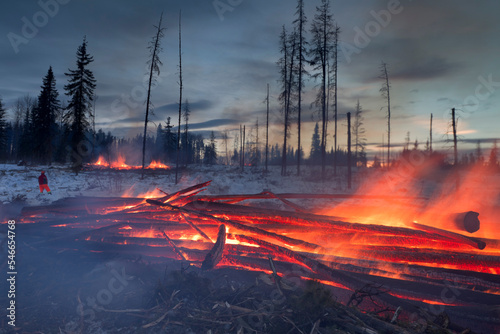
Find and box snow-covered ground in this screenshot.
[0,163,353,207]
[2,162,499,240]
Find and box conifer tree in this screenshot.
[309,122,321,164]
[164,117,177,162]
[64,37,96,169]
[34,66,60,164]
[353,100,367,167]
[204,131,217,165]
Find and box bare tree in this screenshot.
[143,13,165,177]
[332,25,340,174]
[175,11,183,184]
[277,25,297,176]
[310,0,335,179]
[293,0,308,176]
[265,83,270,172]
[429,113,433,153]
[379,61,391,165]
[452,107,458,165]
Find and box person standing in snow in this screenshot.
[38,171,52,194]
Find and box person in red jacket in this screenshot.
[38,171,52,194]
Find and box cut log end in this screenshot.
[453,211,480,234]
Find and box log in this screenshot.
[193,192,428,202]
[146,199,327,253]
[160,180,211,204]
[162,232,186,260]
[180,213,213,242]
[202,224,226,270]
[409,222,486,250]
[352,245,499,274]
[184,201,482,250]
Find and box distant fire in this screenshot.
[90,155,170,170]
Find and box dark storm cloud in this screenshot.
[181,118,240,130]
[460,138,500,145]
[96,117,142,127]
[389,56,458,81]
[156,99,214,114]
[356,37,459,83]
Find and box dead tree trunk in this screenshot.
[175,11,183,184]
[142,13,165,178]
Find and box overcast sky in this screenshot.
[1,0,499,157]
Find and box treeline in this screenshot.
[0,37,100,167]
[0,34,222,168]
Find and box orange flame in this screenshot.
[147,160,170,169]
[91,155,169,170]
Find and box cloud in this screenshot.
[390,56,459,81]
[156,99,214,114]
[186,119,241,130]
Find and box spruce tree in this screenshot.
[164,117,177,162]
[353,100,367,167]
[204,131,217,165]
[64,37,96,168]
[309,122,321,164]
[18,95,37,162]
[34,66,60,164]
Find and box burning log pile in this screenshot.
[19,181,500,333]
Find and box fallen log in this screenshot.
[184,201,485,250]
[160,180,211,204]
[193,192,429,202]
[180,213,213,242]
[408,222,486,250]
[352,245,499,273]
[146,199,327,253]
[162,231,186,261]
